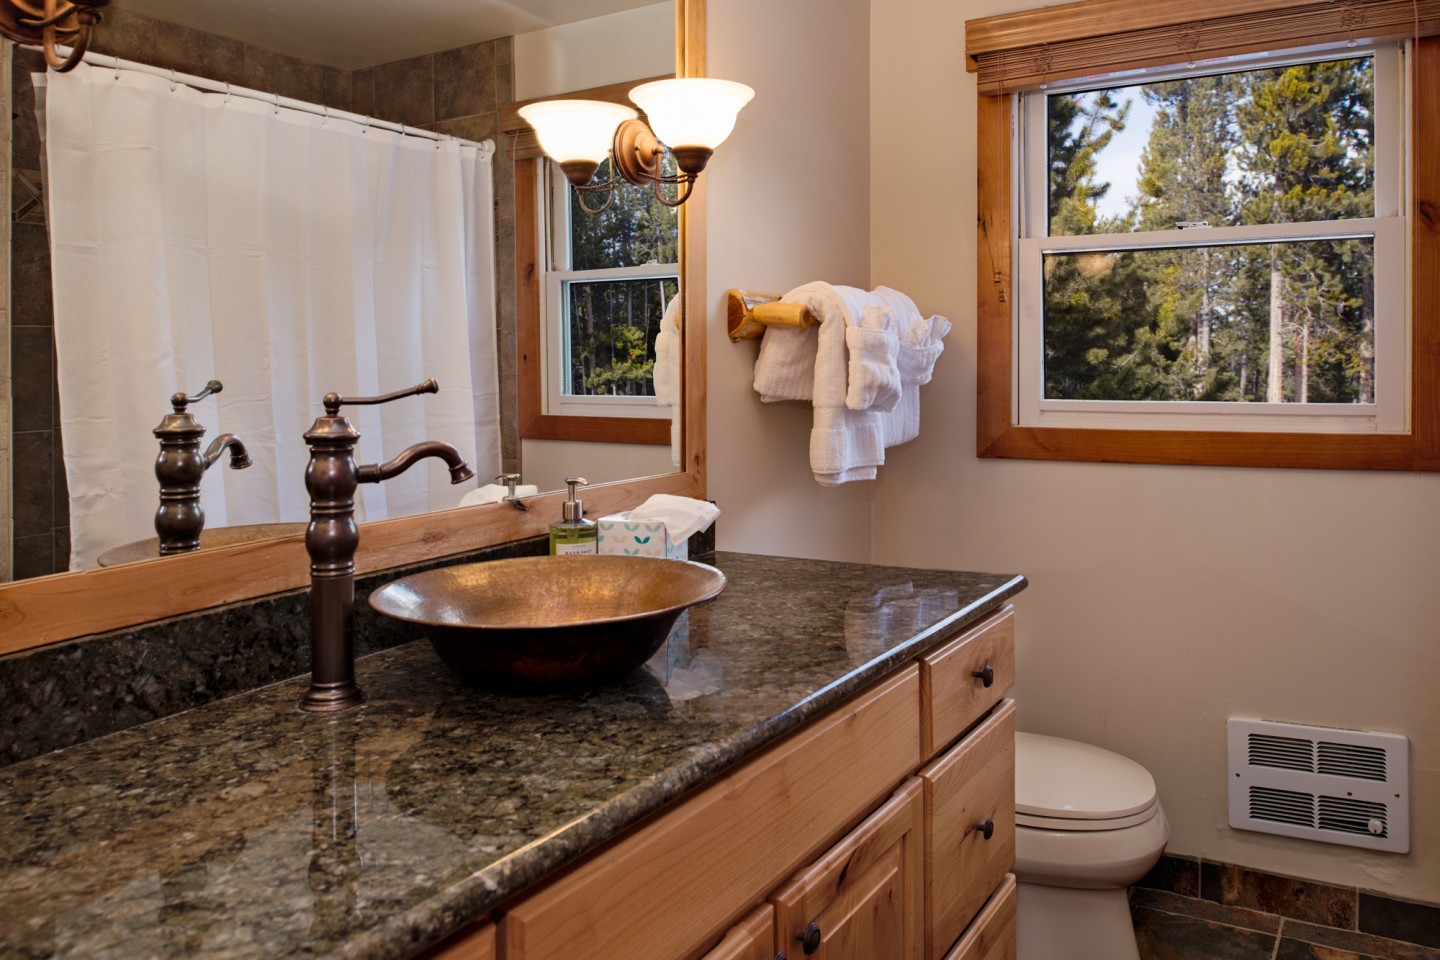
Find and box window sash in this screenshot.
[1011,45,1409,436]
[543,263,677,419]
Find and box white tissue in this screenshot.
[627,494,720,548]
[460,483,539,507]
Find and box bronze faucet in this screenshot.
[153,379,252,556]
[300,378,475,713]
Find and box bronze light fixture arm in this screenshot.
[0,0,109,72]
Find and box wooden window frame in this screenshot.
[504,78,672,447]
[971,8,1440,471]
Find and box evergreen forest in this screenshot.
[1044,55,1377,404]
[564,158,680,397]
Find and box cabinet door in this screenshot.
[770,779,924,960]
[921,701,1015,960]
[941,875,1016,960]
[701,904,777,960]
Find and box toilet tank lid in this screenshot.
[1015,732,1158,820]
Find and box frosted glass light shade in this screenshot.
[516,100,637,164]
[628,78,755,150]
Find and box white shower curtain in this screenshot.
[39,63,501,570]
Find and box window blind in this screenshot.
[966,0,1440,93]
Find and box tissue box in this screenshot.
[596,513,689,560]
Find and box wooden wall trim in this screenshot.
[967,0,1440,93]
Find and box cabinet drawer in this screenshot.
[921,606,1014,757]
[941,875,1016,960]
[502,666,921,960]
[770,779,924,960]
[921,700,1016,960]
[700,904,775,960]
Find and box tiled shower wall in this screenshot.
[6,11,519,580]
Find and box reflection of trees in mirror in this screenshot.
[565,156,679,398]
[1043,56,1377,405]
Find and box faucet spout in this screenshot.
[202,433,252,470]
[357,441,475,486]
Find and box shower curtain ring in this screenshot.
[112,55,120,80]
[272,92,281,115]
[223,83,232,105]
[169,69,177,92]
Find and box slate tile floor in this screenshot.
[1130,857,1440,960]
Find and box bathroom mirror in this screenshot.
[0,0,708,650]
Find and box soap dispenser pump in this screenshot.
[549,476,598,555]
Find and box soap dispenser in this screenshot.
[550,476,598,554]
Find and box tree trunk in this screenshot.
[1266,250,1285,402]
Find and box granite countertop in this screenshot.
[0,552,1025,960]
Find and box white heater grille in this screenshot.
[1227,718,1409,853]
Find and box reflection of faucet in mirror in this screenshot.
[497,472,528,511]
[153,379,252,557]
[301,378,476,714]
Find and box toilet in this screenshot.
[1013,733,1169,960]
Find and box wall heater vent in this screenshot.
[1227,717,1409,853]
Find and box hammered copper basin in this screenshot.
[368,555,726,690]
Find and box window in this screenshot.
[540,157,679,421]
[1018,48,1405,435]
[968,2,1440,471]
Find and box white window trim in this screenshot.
[1012,42,1411,435]
[537,161,679,421]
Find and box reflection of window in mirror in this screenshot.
[540,155,679,425]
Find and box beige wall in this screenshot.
[520,437,675,495]
[866,0,1440,901]
[513,2,673,101]
[705,0,874,563]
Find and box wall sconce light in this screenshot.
[519,77,754,213]
[0,0,109,72]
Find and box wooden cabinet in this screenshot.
[501,667,921,960]
[417,921,495,960]
[451,605,1018,960]
[921,606,1014,757]
[942,875,1017,960]
[700,905,776,960]
[921,701,1016,960]
[770,779,924,960]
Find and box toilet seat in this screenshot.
[1016,732,1158,827]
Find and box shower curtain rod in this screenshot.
[23,43,494,152]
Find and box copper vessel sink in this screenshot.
[368,555,726,690]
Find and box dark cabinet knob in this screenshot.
[798,921,822,955]
[972,664,995,687]
[979,817,995,840]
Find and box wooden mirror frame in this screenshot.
[0,0,708,655]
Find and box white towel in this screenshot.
[845,305,901,413]
[652,294,682,466]
[751,282,945,485]
[460,483,539,507]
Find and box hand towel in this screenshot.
[883,313,952,448]
[652,294,682,465]
[627,494,720,547]
[460,483,539,507]
[844,305,901,413]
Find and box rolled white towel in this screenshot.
[844,305,901,413]
[460,483,539,507]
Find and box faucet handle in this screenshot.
[323,378,438,415]
[496,473,522,499]
[172,379,223,412]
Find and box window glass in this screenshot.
[1047,56,1376,237]
[1019,49,1401,427]
[543,156,680,412]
